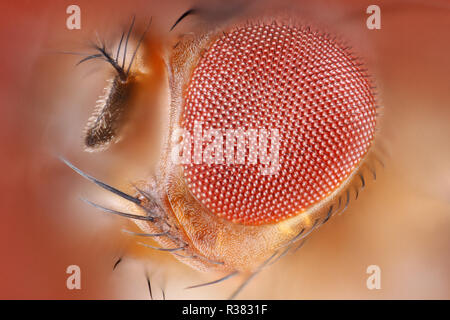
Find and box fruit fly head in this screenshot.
[69,8,379,273]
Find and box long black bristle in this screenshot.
[146,275,153,300]
[122,15,136,69]
[60,157,141,205]
[322,205,334,224]
[115,31,125,63]
[126,17,152,75]
[137,242,186,252]
[170,8,198,31]
[113,257,122,270]
[229,251,279,300]
[121,229,168,237]
[76,53,103,66]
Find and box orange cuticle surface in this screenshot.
[181,23,377,226]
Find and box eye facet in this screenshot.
[181,23,377,225]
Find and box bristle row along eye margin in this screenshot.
[181,23,377,225]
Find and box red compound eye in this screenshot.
[182,23,377,225]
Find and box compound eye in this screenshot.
[182,23,377,225]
